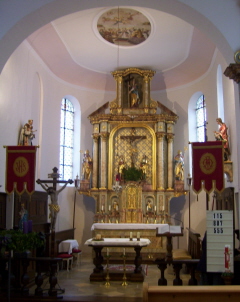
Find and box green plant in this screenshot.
[122,166,143,182]
[0,229,44,253]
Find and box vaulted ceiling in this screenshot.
[27,6,216,91]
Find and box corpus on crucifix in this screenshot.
[36,167,73,231]
[120,128,146,167]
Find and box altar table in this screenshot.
[58,239,79,254]
[85,238,151,282]
[91,223,169,261]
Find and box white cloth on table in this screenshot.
[91,223,168,231]
[58,239,79,254]
[84,238,151,247]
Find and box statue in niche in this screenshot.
[174,150,184,181]
[123,73,143,108]
[128,78,140,107]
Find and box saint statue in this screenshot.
[82,150,93,180]
[140,155,148,179]
[214,118,230,161]
[174,150,184,181]
[19,119,37,146]
[19,203,28,231]
[118,155,125,179]
[128,79,140,107]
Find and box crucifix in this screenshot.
[120,128,146,167]
[36,167,73,256]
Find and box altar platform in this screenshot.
[91,223,168,262]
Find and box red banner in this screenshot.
[192,141,224,194]
[5,146,37,195]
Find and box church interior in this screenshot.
[1,1,240,301]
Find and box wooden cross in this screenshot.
[37,167,73,190]
[36,167,73,256]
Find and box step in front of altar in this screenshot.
[90,264,148,282]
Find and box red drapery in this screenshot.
[192,141,224,194]
[5,146,37,195]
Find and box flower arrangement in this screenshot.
[0,229,45,256]
[122,166,143,182]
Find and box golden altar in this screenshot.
[78,68,186,259]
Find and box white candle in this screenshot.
[107,248,109,256]
[109,205,111,211]
[147,206,149,211]
[116,205,118,211]
[102,205,104,211]
[137,232,140,239]
[123,248,125,255]
[155,206,157,211]
[130,232,132,238]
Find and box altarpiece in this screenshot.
[79,68,185,259]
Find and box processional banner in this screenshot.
[5,146,37,195]
[192,141,224,194]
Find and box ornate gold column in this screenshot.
[100,133,109,189]
[167,134,174,190]
[156,133,165,190]
[92,134,99,189]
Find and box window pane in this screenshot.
[196,95,206,142]
[59,98,74,180]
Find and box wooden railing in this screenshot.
[0,256,64,301]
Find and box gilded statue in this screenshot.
[82,150,93,180]
[174,150,184,181]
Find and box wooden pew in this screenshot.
[143,282,240,302]
[172,228,201,260]
[155,228,202,285]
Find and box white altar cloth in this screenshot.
[85,238,151,247]
[91,223,168,231]
[58,239,79,254]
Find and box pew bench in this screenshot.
[172,228,201,260]
[143,282,240,302]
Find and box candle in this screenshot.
[155,206,157,212]
[102,205,104,211]
[23,221,28,234]
[147,206,149,211]
[109,205,111,211]
[137,232,140,239]
[130,232,132,238]
[116,205,118,211]
[28,220,33,233]
[123,248,125,255]
[107,248,109,256]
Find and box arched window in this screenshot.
[59,98,74,180]
[196,94,207,142]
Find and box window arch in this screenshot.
[196,94,207,142]
[59,98,74,180]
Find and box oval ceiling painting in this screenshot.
[97,8,151,46]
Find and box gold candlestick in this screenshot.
[105,253,110,287]
[122,254,128,286]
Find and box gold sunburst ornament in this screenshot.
[234,50,240,63]
[199,153,216,175]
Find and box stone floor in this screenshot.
[31,253,191,300]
